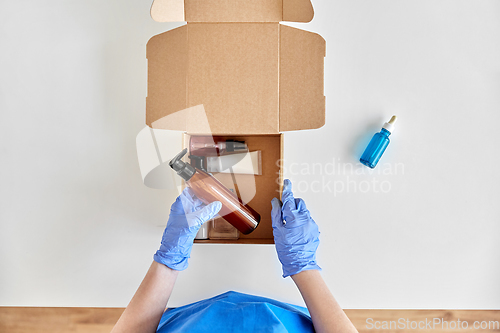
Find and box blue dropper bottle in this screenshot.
[360,115,397,168]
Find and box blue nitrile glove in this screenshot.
[271,179,321,278]
[154,187,222,271]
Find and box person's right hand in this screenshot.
[271,179,321,278]
[154,187,221,271]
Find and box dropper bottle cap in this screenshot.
[169,148,196,181]
[382,115,397,133]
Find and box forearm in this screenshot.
[292,270,358,333]
[111,261,178,333]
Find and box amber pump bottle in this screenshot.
[169,149,260,235]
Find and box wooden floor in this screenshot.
[0,307,498,332]
[0,307,124,333]
[344,309,500,333]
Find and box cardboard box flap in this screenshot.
[185,23,280,134]
[279,25,326,132]
[282,0,314,23]
[151,0,314,23]
[147,23,281,134]
[146,23,325,134]
[146,25,188,131]
[151,0,185,23]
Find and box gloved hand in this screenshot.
[154,187,222,271]
[271,179,321,278]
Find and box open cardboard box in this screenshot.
[183,134,282,244]
[146,0,326,244]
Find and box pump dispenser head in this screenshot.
[169,148,196,181]
[226,140,248,152]
[189,155,207,172]
[382,115,397,133]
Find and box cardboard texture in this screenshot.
[279,25,325,131]
[146,0,325,134]
[145,0,325,243]
[151,0,314,23]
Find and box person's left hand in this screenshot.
[154,187,221,271]
[271,179,321,278]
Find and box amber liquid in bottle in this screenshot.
[186,169,260,235]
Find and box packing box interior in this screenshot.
[146,0,326,244]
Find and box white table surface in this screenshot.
[0,0,499,309]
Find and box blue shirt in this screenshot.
[156,291,314,332]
